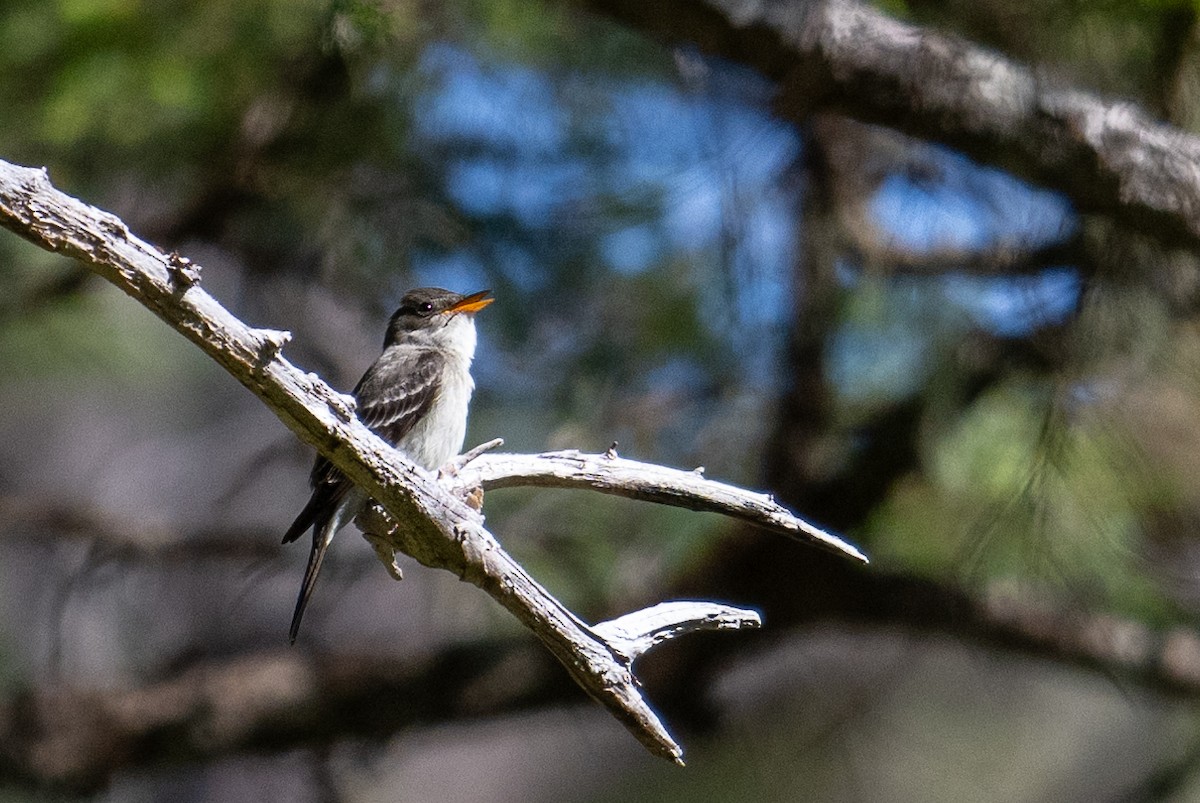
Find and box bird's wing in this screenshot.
[281,349,443,545]
[353,348,444,445]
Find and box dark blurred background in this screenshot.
[2,0,1200,799]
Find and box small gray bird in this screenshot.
[283,287,493,643]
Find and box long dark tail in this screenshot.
[289,521,333,644]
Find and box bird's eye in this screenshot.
[419,301,434,314]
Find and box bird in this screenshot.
[282,287,493,643]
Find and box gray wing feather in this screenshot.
[354,349,443,443]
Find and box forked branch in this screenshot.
[0,158,865,764]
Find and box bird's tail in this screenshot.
[282,495,322,544]
[289,521,334,644]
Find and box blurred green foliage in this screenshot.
[869,379,1177,622]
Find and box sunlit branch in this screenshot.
[0,158,863,767]
[446,446,867,563]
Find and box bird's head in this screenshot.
[384,288,493,348]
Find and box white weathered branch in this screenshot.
[592,601,762,662]
[446,447,867,563]
[0,158,865,765]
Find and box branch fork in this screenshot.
[0,158,866,764]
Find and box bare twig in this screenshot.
[592,601,762,661]
[443,436,505,473]
[445,449,867,563]
[0,158,863,765]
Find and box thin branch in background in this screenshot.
[0,495,282,563]
[583,0,1200,250]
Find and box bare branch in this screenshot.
[592,601,762,662]
[446,449,868,563]
[353,503,695,764]
[0,158,850,765]
[444,436,505,473]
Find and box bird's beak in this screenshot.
[446,290,494,315]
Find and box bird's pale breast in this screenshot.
[398,357,473,470]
